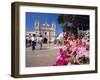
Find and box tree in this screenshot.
[57,14,89,35]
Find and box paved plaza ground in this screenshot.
[26,43,63,67]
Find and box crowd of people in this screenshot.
[53,31,90,66]
[26,34,43,50]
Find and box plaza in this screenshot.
[26,43,63,67]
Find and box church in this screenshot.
[26,20,56,43]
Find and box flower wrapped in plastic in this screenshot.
[53,48,72,66]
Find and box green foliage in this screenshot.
[57,14,89,31]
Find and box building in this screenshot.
[26,20,56,43]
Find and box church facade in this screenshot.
[26,20,56,43]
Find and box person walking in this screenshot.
[38,35,43,50]
[31,34,36,50]
[29,34,32,47]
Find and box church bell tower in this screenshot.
[35,20,40,35]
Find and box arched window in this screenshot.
[45,32,47,35]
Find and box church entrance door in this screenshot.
[43,38,48,43]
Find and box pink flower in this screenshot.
[76,46,89,58]
[53,48,70,66]
[82,51,89,58]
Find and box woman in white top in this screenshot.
[31,34,36,50]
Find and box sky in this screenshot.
[26,12,63,33]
